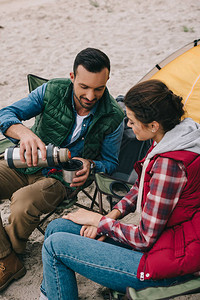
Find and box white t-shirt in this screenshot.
[71,114,88,142]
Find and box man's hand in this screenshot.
[5,124,46,167]
[69,157,91,187]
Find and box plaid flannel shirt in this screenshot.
[97,157,187,251]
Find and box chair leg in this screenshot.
[36,225,45,235]
[97,191,103,214]
[37,208,57,235]
[81,187,107,214]
[81,187,97,205]
[89,187,98,209]
[107,195,113,211]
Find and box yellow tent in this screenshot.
[138,39,200,123]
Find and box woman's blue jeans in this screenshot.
[41,218,193,300]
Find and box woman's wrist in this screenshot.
[92,212,103,227]
[91,209,121,228]
[106,209,121,220]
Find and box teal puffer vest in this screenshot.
[20,78,124,175]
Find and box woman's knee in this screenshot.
[43,231,71,258]
[42,235,54,263]
[45,218,81,240]
[45,219,66,239]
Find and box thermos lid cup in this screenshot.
[62,159,83,183]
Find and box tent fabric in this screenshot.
[139,39,200,123]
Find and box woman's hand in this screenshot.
[80,225,98,239]
[62,208,102,227]
[63,208,121,242]
[80,225,107,242]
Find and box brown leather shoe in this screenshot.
[0,251,26,292]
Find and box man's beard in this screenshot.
[73,90,97,110]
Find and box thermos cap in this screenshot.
[59,148,71,162]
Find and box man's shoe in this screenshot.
[0,251,26,292]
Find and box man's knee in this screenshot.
[10,188,41,219]
[10,178,66,216]
[0,160,27,200]
[36,178,66,212]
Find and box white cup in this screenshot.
[62,159,83,183]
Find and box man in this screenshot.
[0,48,124,291]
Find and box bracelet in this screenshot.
[87,159,96,170]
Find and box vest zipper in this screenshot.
[140,271,144,281]
[140,260,147,281]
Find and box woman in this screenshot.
[40,80,200,300]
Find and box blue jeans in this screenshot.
[41,218,193,300]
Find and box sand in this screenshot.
[0,0,200,299]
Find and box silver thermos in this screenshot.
[4,144,71,169]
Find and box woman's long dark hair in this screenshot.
[124,79,185,132]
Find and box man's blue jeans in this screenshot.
[41,218,193,300]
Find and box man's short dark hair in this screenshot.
[73,48,110,76]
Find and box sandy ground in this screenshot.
[0,0,200,299]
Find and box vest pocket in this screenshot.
[174,225,185,258]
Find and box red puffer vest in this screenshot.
[134,149,200,281]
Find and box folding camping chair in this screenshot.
[109,276,200,300]
[106,38,200,300]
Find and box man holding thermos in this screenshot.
[0,48,124,291]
